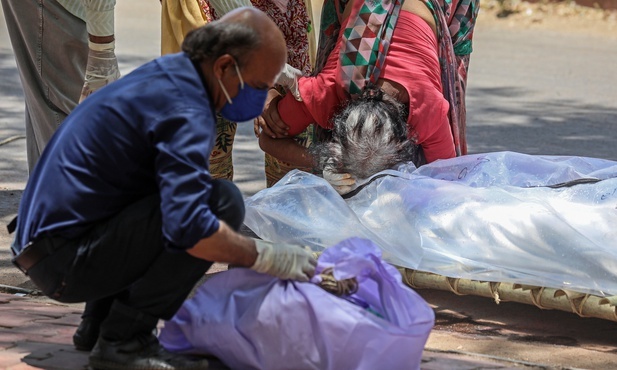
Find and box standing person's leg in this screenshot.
[258,0,315,187]
[209,115,237,181]
[1,0,87,171]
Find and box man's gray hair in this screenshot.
[182,19,261,68]
[312,86,418,179]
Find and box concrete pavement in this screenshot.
[0,285,547,369]
[2,0,617,369]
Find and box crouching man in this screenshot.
[8,8,315,370]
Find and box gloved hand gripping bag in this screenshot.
[159,237,434,370]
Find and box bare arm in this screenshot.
[254,89,315,167]
[255,90,290,138]
[258,133,316,168]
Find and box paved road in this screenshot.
[467,22,617,160]
[1,1,617,369]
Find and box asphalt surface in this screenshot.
[1,1,617,369]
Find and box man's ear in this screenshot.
[213,54,236,79]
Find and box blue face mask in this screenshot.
[218,63,269,122]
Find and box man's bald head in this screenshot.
[223,7,285,43]
[182,7,286,70]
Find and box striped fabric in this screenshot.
[424,0,479,156]
[57,0,116,36]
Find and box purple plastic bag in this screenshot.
[159,237,435,370]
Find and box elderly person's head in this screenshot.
[313,86,418,179]
[182,8,286,121]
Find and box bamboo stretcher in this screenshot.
[398,268,617,322]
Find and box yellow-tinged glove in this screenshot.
[79,41,120,103]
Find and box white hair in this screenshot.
[313,86,418,179]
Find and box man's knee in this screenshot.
[209,179,245,231]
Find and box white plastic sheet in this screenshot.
[244,152,617,297]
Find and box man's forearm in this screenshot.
[187,221,258,267]
[188,221,317,282]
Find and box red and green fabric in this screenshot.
[313,0,480,157]
[338,0,403,96]
[425,0,479,156]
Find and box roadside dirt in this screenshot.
[479,0,617,39]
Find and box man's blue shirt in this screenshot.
[15,52,221,252]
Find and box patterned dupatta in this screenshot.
[338,0,403,96]
[313,0,479,157]
[425,0,479,156]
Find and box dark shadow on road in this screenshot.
[0,49,27,142]
[467,86,617,160]
[0,188,21,219]
[0,139,27,186]
[0,49,24,98]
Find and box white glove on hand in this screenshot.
[276,63,303,101]
[323,167,356,195]
[79,41,121,103]
[251,239,317,282]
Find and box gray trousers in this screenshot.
[1,0,88,171]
